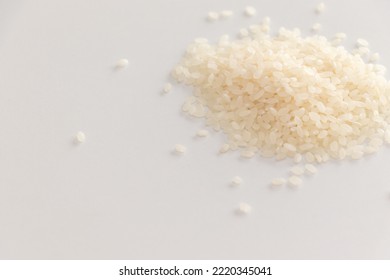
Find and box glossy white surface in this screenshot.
[0,0,390,259]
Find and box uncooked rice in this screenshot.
[237,202,251,214]
[75,131,86,144]
[232,176,243,186]
[369,53,380,63]
[305,163,318,174]
[196,129,209,137]
[293,153,303,163]
[219,143,230,153]
[240,149,255,158]
[220,10,233,19]
[116,58,128,69]
[290,166,305,176]
[357,38,369,47]
[175,144,187,154]
[311,23,322,32]
[244,6,256,17]
[163,82,172,93]
[288,176,303,187]
[316,2,326,14]
[172,20,390,163]
[271,178,286,186]
[334,33,346,40]
[207,12,219,21]
[239,28,249,38]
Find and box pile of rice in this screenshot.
[172,23,390,163]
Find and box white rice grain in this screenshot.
[116,58,128,69]
[369,52,380,63]
[294,153,303,163]
[196,129,209,137]
[311,23,322,32]
[75,131,86,144]
[163,82,172,93]
[239,28,249,38]
[207,12,219,21]
[175,144,187,154]
[271,178,286,186]
[305,164,318,174]
[284,143,297,152]
[357,38,369,47]
[240,150,255,158]
[236,202,251,215]
[305,153,315,163]
[219,143,230,154]
[290,166,305,176]
[315,2,326,14]
[232,176,243,186]
[334,32,346,39]
[288,176,303,187]
[244,6,257,17]
[220,10,233,18]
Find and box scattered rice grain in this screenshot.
[240,150,255,158]
[220,10,233,18]
[196,129,209,137]
[311,23,322,32]
[290,166,305,176]
[271,178,286,186]
[232,176,243,186]
[163,82,172,93]
[75,131,86,144]
[294,154,303,163]
[207,12,219,21]
[288,176,303,187]
[305,164,318,174]
[175,144,187,154]
[236,202,251,215]
[116,58,128,69]
[239,28,249,38]
[357,38,369,47]
[369,52,380,63]
[334,32,346,39]
[219,143,230,154]
[315,2,325,14]
[245,6,256,17]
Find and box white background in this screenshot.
[0,0,390,259]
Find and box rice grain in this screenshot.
[245,6,256,17]
[75,131,86,144]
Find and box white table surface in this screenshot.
[0,0,390,259]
